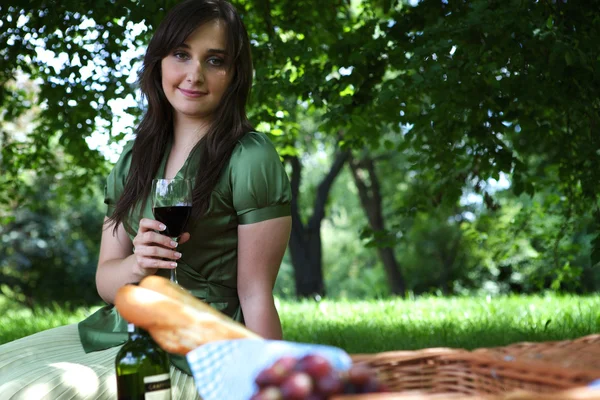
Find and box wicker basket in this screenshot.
[331,334,600,400]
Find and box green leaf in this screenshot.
[564,51,574,66]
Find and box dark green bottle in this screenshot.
[115,323,172,400]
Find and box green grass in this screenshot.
[1,294,599,354]
[0,300,100,345]
[278,294,600,353]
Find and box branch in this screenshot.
[307,149,350,230]
[350,152,386,229]
[365,157,383,212]
[349,156,369,196]
[349,154,375,224]
[351,152,391,168]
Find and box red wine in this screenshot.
[152,206,191,237]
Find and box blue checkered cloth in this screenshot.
[590,379,600,389]
[187,339,352,400]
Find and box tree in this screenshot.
[287,149,349,298]
[249,0,600,289]
[0,172,105,308]
[1,1,141,211]
[3,0,599,299]
[386,0,600,260]
[349,151,406,296]
[1,0,394,297]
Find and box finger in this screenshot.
[138,257,178,270]
[135,245,182,261]
[140,231,179,249]
[138,218,166,233]
[178,232,191,245]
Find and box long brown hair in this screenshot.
[108,0,254,232]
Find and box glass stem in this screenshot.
[170,236,179,284]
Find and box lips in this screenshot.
[178,88,207,98]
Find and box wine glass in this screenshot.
[151,178,193,284]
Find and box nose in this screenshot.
[186,60,204,84]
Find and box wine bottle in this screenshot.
[115,323,172,400]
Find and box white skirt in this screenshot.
[0,324,200,399]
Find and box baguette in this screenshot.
[138,275,227,320]
[114,279,261,355]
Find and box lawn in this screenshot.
[278,294,600,353]
[1,294,599,354]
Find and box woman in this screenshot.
[0,0,292,398]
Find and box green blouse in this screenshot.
[78,131,292,374]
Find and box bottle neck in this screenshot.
[127,323,151,340]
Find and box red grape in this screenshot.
[271,356,298,377]
[256,366,284,387]
[280,372,313,399]
[296,354,333,378]
[252,354,386,400]
[315,371,344,395]
[256,356,297,387]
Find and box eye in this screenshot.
[207,56,225,67]
[173,50,190,60]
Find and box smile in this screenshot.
[178,88,208,98]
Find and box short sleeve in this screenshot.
[230,132,291,225]
[104,140,135,218]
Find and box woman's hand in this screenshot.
[131,218,191,278]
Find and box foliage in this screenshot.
[1,0,599,300]
[1,2,126,210]
[300,132,597,297]
[333,0,600,274]
[0,173,105,308]
[468,190,598,294]
[396,1,598,196]
[390,0,600,259]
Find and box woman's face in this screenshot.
[161,19,233,124]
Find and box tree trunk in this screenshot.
[287,150,350,298]
[288,223,324,298]
[349,154,406,297]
